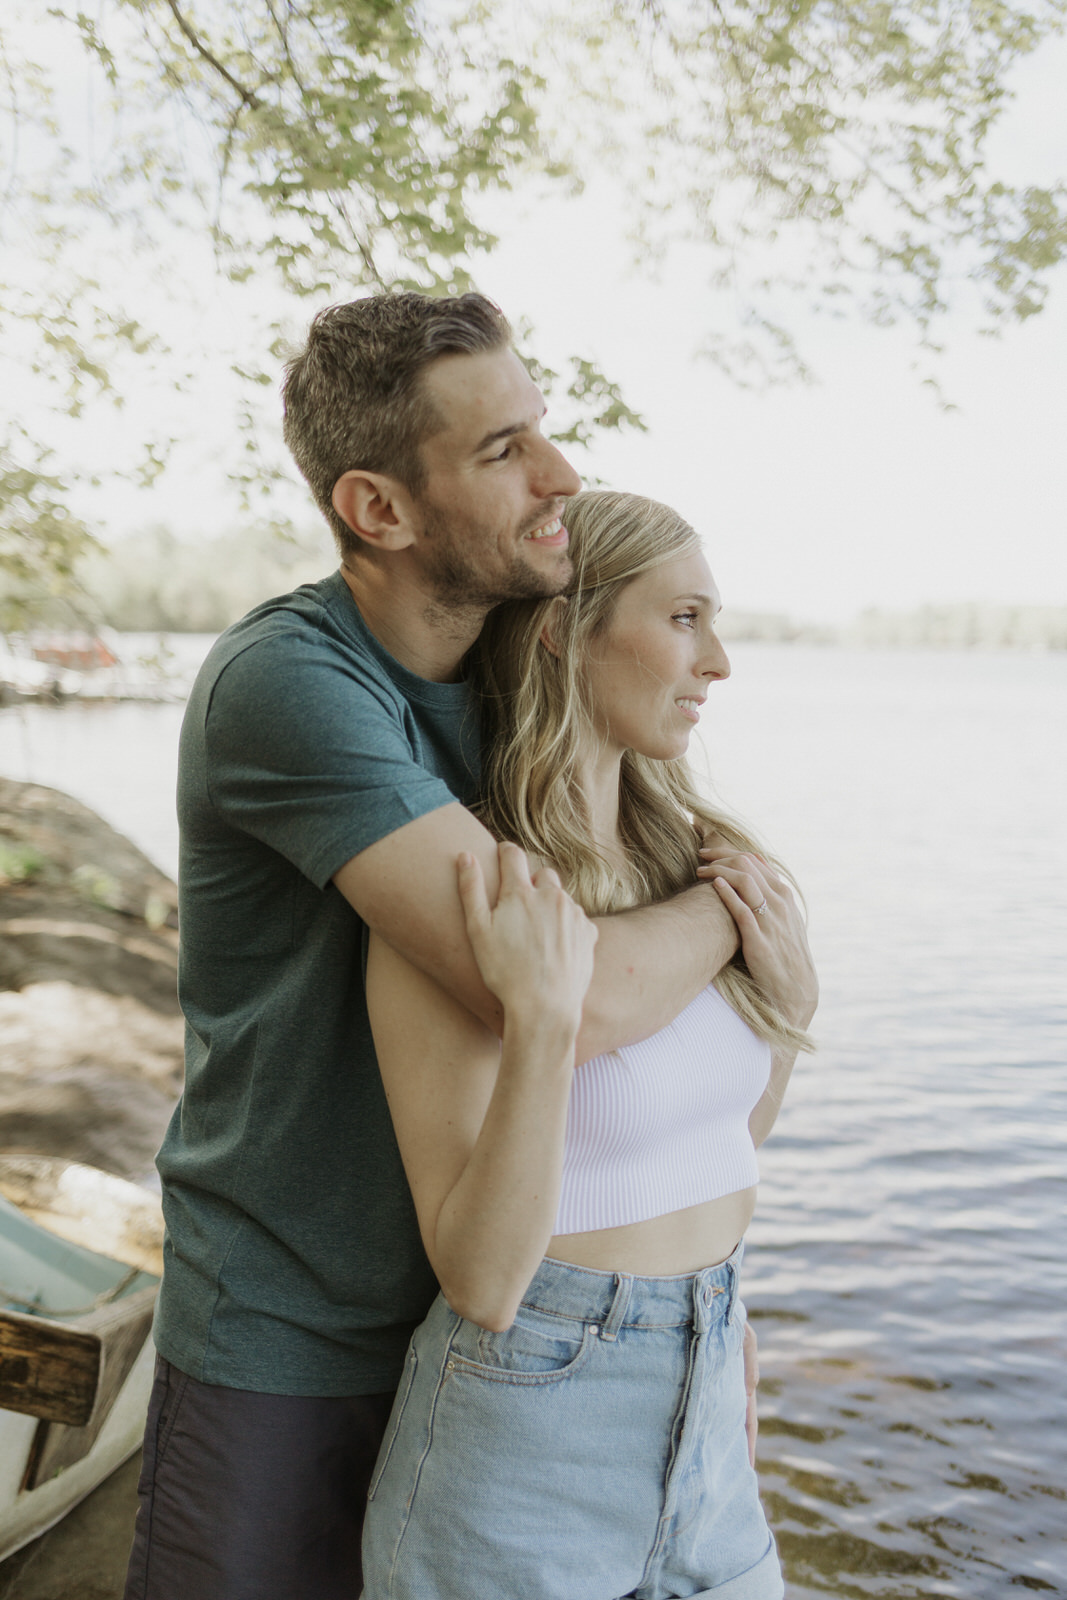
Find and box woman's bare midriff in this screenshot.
[547,1186,757,1278]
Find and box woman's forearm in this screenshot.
[430,1012,578,1332]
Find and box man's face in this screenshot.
[411,347,582,609]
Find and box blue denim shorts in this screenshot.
[361,1242,783,1599]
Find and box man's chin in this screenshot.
[515,551,572,601]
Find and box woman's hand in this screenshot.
[697,838,818,1030]
[458,843,598,1036]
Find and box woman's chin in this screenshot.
[634,734,693,763]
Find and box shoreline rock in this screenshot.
[0,780,183,1185]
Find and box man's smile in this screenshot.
[524,516,568,546]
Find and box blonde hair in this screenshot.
[473,489,813,1055]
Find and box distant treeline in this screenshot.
[1,524,336,635]
[842,604,1067,651]
[4,527,1064,648]
[720,605,1067,651]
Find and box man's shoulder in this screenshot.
[207,571,359,668]
[191,571,402,706]
[180,572,478,810]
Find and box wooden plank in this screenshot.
[0,1310,100,1427]
[23,1287,157,1487]
[0,1284,158,1429]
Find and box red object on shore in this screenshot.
[30,635,119,671]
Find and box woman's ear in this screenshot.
[539,596,569,658]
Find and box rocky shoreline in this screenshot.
[0,779,183,1185]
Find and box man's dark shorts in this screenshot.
[124,1356,395,1600]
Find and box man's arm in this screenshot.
[333,802,739,1063]
[580,889,738,1062]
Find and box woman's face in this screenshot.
[581,547,730,763]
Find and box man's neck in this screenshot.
[338,559,484,684]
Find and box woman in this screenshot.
[362,491,818,1599]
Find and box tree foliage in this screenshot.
[0,446,98,631]
[2,0,1066,614]
[522,0,1067,382]
[67,0,545,292]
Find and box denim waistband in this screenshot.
[520,1240,744,1337]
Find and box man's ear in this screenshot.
[332,470,417,553]
[539,596,569,658]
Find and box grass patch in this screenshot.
[0,841,47,885]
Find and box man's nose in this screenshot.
[530,436,581,499]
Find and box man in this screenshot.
[125,292,743,1600]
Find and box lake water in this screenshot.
[2,642,1065,1597]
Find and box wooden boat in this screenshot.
[0,1154,163,1563]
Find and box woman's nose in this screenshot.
[701,636,731,681]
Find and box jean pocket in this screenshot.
[450,1304,595,1385]
[366,1343,419,1502]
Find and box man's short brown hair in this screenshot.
[282,291,511,556]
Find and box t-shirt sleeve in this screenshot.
[203,630,460,889]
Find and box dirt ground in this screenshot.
[0,1459,141,1600]
[1,779,183,1595]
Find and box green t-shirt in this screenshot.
[154,571,481,1395]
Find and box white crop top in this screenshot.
[553,985,771,1236]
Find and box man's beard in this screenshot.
[418,502,571,611]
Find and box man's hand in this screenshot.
[743,1319,759,1467]
[697,836,818,1031]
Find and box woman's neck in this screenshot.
[577,743,627,874]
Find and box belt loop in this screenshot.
[599,1274,632,1342]
[724,1259,738,1325]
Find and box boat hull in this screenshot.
[0,1156,163,1565]
[0,1335,154,1562]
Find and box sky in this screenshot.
[474,188,1067,624]
[464,25,1067,624]
[8,10,1067,626]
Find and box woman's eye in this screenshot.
[673,611,698,628]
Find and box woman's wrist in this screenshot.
[501,1007,581,1062]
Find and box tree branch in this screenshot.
[162,0,263,110]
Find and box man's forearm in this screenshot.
[577,884,740,1063]
[339,806,740,1059]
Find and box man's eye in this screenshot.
[490,446,512,462]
